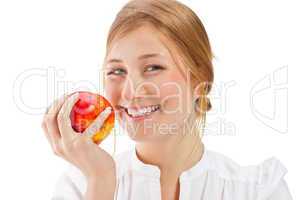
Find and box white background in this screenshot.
[0,0,299,199]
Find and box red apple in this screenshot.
[69,91,115,145]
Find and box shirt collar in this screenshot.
[130,144,210,181]
[131,147,161,179]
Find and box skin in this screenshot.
[104,24,204,200]
[42,94,116,200]
[42,24,205,200]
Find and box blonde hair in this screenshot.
[104,0,214,155]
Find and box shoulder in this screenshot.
[57,149,133,182]
[207,150,287,184]
[52,163,87,199]
[206,149,290,198]
[52,150,133,199]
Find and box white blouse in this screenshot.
[52,146,293,200]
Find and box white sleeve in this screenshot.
[256,157,293,200]
[266,179,293,200]
[51,164,87,200]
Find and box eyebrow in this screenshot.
[106,53,163,64]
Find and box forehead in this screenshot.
[106,25,174,61]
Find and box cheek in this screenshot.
[104,82,122,107]
[159,73,190,115]
[160,85,179,112]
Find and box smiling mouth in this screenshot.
[121,104,161,118]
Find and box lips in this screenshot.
[120,104,159,110]
[122,105,160,121]
[128,105,160,116]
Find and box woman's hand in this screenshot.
[41,93,116,181]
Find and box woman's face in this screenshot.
[103,25,194,142]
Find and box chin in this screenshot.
[127,128,174,144]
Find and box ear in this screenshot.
[192,81,207,99]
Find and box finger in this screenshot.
[44,105,50,115]
[47,94,68,115]
[58,93,79,142]
[83,107,112,138]
[43,113,63,157]
[42,118,64,157]
[41,120,51,145]
[42,112,56,149]
[45,94,68,142]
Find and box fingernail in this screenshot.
[104,107,112,114]
[73,92,79,99]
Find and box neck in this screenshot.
[135,130,204,176]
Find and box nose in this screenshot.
[121,75,148,103]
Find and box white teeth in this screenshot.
[127,105,160,117]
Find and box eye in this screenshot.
[144,65,164,72]
[106,68,126,76]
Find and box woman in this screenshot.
[42,0,292,199]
